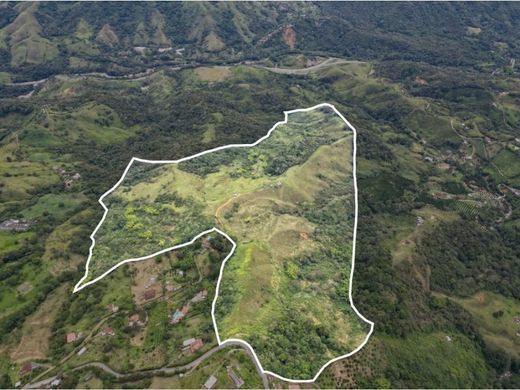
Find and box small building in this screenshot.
[19,362,38,376]
[66,332,78,344]
[50,378,62,388]
[182,337,204,353]
[165,283,177,292]
[191,290,208,303]
[203,375,217,389]
[101,327,115,337]
[170,304,189,325]
[128,313,145,327]
[182,338,196,348]
[189,338,204,353]
[143,289,156,301]
[227,366,244,388]
[107,303,119,313]
[0,219,30,232]
[158,46,172,53]
[77,346,87,356]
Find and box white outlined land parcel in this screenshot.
[74,103,374,382]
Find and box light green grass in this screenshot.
[22,193,87,220]
[451,291,520,358]
[383,332,491,388]
[492,149,520,178]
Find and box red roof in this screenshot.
[190,338,204,353]
[181,304,190,315]
[143,289,156,300]
[101,327,115,336]
[66,332,77,343]
[19,362,35,375]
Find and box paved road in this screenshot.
[71,341,269,388]
[255,57,365,75]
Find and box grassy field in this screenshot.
[193,66,231,82]
[450,291,520,358]
[382,332,491,388]
[77,106,368,379]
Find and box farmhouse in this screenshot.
[106,303,119,313]
[128,313,146,327]
[66,332,79,344]
[170,304,189,325]
[100,327,115,337]
[182,338,196,348]
[189,338,204,353]
[182,337,204,353]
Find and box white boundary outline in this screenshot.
[73,103,374,383]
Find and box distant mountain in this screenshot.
[1,2,520,80]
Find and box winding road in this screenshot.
[70,341,269,388]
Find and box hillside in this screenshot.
[0,2,520,81]
[0,2,519,389]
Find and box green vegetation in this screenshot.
[79,107,368,379]
[450,292,520,358]
[383,332,491,388]
[0,6,520,385]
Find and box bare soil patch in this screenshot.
[283,26,296,49]
[130,259,169,305]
